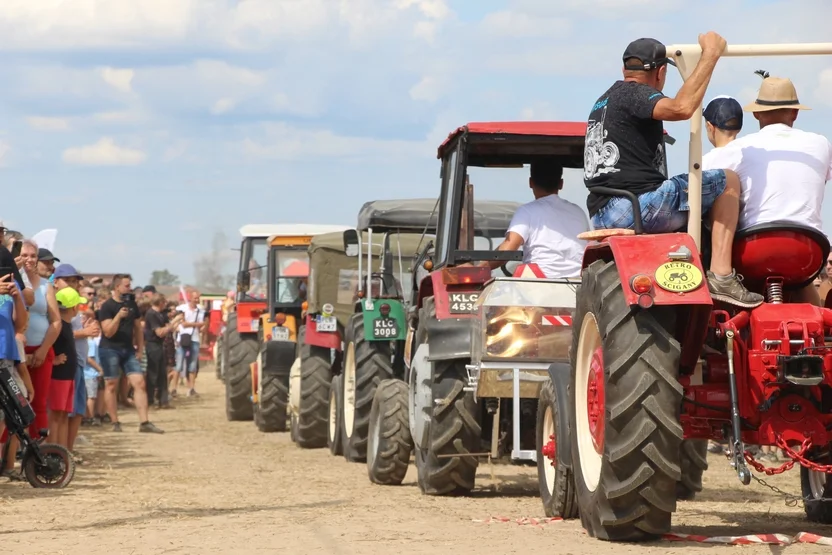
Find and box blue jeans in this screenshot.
[99,347,143,380]
[592,169,727,232]
[176,342,200,376]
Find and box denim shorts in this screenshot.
[69,364,87,417]
[592,169,727,232]
[98,347,143,380]
[176,342,200,375]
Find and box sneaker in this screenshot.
[707,441,724,454]
[139,422,164,434]
[112,422,122,432]
[188,389,199,398]
[160,403,175,410]
[706,270,764,308]
[92,416,102,427]
[101,414,112,424]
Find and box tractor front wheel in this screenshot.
[801,465,832,523]
[570,259,683,541]
[677,440,709,500]
[537,379,578,518]
[342,313,394,463]
[367,379,413,485]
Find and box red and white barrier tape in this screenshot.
[474,518,832,545]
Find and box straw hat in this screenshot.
[744,76,811,112]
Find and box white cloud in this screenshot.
[26,116,70,131]
[409,76,443,102]
[239,122,425,162]
[100,67,134,93]
[479,10,570,38]
[62,137,147,166]
[211,98,236,115]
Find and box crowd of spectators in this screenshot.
[0,225,207,477]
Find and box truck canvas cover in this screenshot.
[356,198,520,233]
[307,231,429,328]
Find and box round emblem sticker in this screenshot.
[654,262,703,293]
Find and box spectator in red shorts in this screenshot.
[49,287,86,448]
[22,246,61,437]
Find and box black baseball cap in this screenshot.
[37,248,60,263]
[703,95,743,131]
[623,38,677,70]
[142,285,157,293]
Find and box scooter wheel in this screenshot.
[23,443,75,488]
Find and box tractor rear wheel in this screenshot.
[367,379,413,485]
[537,379,578,518]
[342,313,394,463]
[570,259,683,541]
[225,312,256,421]
[677,440,709,500]
[294,325,332,449]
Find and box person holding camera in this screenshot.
[144,294,183,409]
[97,274,162,434]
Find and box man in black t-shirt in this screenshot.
[584,33,763,309]
[144,294,179,409]
[97,274,163,433]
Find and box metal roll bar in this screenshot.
[665,42,832,250]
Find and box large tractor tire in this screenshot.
[367,379,413,485]
[411,296,480,496]
[225,312,257,421]
[328,374,344,456]
[537,379,578,518]
[255,372,287,433]
[570,259,683,542]
[677,440,708,500]
[294,325,332,449]
[342,313,394,463]
[215,335,223,380]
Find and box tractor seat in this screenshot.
[733,221,830,290]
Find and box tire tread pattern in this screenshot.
[225,312,257,421]
[367,379,413,485]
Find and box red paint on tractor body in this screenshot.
[303,314,342,351]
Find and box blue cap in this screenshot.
[704,95,743,131]
[53,264,83,280]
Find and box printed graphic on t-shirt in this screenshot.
[584,104,621,180]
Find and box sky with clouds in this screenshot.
[4,0,831,285]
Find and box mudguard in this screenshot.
[547,361,573,468]
[261,341,297,377]
[425,317,471,362]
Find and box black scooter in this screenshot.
[0,364,74,488]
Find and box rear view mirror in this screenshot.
[343,229,359,257]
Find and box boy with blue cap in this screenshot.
[702,95,743,169]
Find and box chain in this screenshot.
[731,435,832,507]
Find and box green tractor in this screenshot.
[331,199,520,463]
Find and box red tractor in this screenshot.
[545,41,832,541]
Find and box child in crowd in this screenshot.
[83,310,103,426]
[49,287,85,449]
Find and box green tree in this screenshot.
[149,269,180,287]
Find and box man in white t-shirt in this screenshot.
[479,161,591,278]
[703,76,832,304]
[176,289,206,397]
[702,76,832,234]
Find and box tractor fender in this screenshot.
[425,317,471,362]
[546,361,573,469]
[261,341,297,377]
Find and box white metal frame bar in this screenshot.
[665,42,832,250]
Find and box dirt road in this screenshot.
[2,367,832,554]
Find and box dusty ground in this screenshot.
[3,366,832,554]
